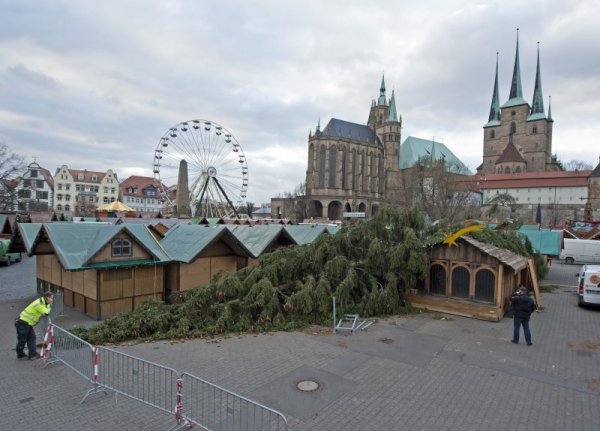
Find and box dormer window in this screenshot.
[112,238,132,257]
[92,175,97,181]
[78,174,84,180]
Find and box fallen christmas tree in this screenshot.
[71,206,546,344]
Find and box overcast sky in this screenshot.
[1,0,599,205]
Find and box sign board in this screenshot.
[343,212,366,218]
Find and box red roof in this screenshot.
[120,175,167,198]
[68,169,109,183]
[479,170,591,189]
[495,142,526,164]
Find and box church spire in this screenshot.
[486,52,501,125]
[509,29,523,100]
[377,74,387,106]
[529,42,545,118]
[387,90,398,122]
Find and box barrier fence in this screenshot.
[95,346,179,416]
[181,372,289,431]
[41,321,288,430]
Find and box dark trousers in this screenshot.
[15,320,37,358]
[513,317,532,345]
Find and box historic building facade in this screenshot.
[305,77,404,220]
[14,161,54,212]
[480,34,560,175]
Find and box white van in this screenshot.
[560,239,600,264]
[576,265,600,307]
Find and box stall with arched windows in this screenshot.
[408,236,531,321]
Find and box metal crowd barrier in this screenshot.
[40,323,107,403]
[41,324,289,430]
[95,346,179,416]
[181,372,289,431]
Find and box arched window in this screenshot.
[504,166,511,174]
[361,150,367,191]
[451,266,470,298]
[308,144,315,170]
[430,264,446,295]
[351,150,357,190]
[112,238,132,257]
[328,147,337,188]
[318,145,326,187]
[490,130,495,139]
[475,269,495,302]
[56,204,62,211]
[515,166,522,173]
[341,147,347,190]
[510,122,516,134]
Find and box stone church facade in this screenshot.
[480,34,561,175]
[305,77,405,220]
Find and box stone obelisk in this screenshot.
[176,159,191,218]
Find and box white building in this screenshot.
[53,165,119,216]
[15,161,54,212]
[120,175,168,214]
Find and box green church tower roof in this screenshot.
[485,53,501,127]
[528,42,546,121]
[387,90,398,122]
[377,74,387,106]
[502,29,529,108]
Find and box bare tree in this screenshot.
[272,182,310,223]
[0,142,26,211]
[484,192,517,221]
[562,160,594,171]
[402,158,480,224]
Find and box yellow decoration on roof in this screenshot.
[443,224,484,247]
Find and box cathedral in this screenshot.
[479,32,560,174]
[304,76,404,220]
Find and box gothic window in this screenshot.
[504,166,510,173]
[515,166,521,173]
[490,130,495,139]
[328,147,337,188]
[308,144,315,170]
[532,125,537,134]
[361,151,367,191]
[510,122,516,134]
[341,147,347,190]
[351,150,357,191]
[318,145,326,187]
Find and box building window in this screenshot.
[104,187,108,193]
[65,194,70,201]
[111,187,116,194]
[37,191,48,200]
[429,264,446,296]
[490,130,495,139]
[318,145,326,188]
[58,183,63,190]
[112,238,132,257]
[57,194,63,201]
[474,269,495,303]
[532,125,537,134]
[65,184,70,191]
[30,170,38,178]
[328,147,337,188]
[510,122,516,134]
[56,204,62,211]
[92,175,97,181]
[511,111,516,117]
[78,174,84,180]
[65,205,70,211]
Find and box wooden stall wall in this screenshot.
[179,258,211,291]
[98,266,165,319]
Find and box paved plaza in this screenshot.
[1,256,599,430]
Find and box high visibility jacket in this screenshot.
[19,297,51,326]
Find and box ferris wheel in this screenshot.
[153,119,248,218]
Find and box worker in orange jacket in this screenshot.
[15,292,54,359]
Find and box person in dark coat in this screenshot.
[510,286,535,346]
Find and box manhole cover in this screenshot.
[295,379,321,392]
[378,337,394,344]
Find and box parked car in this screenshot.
[0,239,21,266]
[576,264,600,307]
[560,238,600,264]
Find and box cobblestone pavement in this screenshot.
[1,259,599,430]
